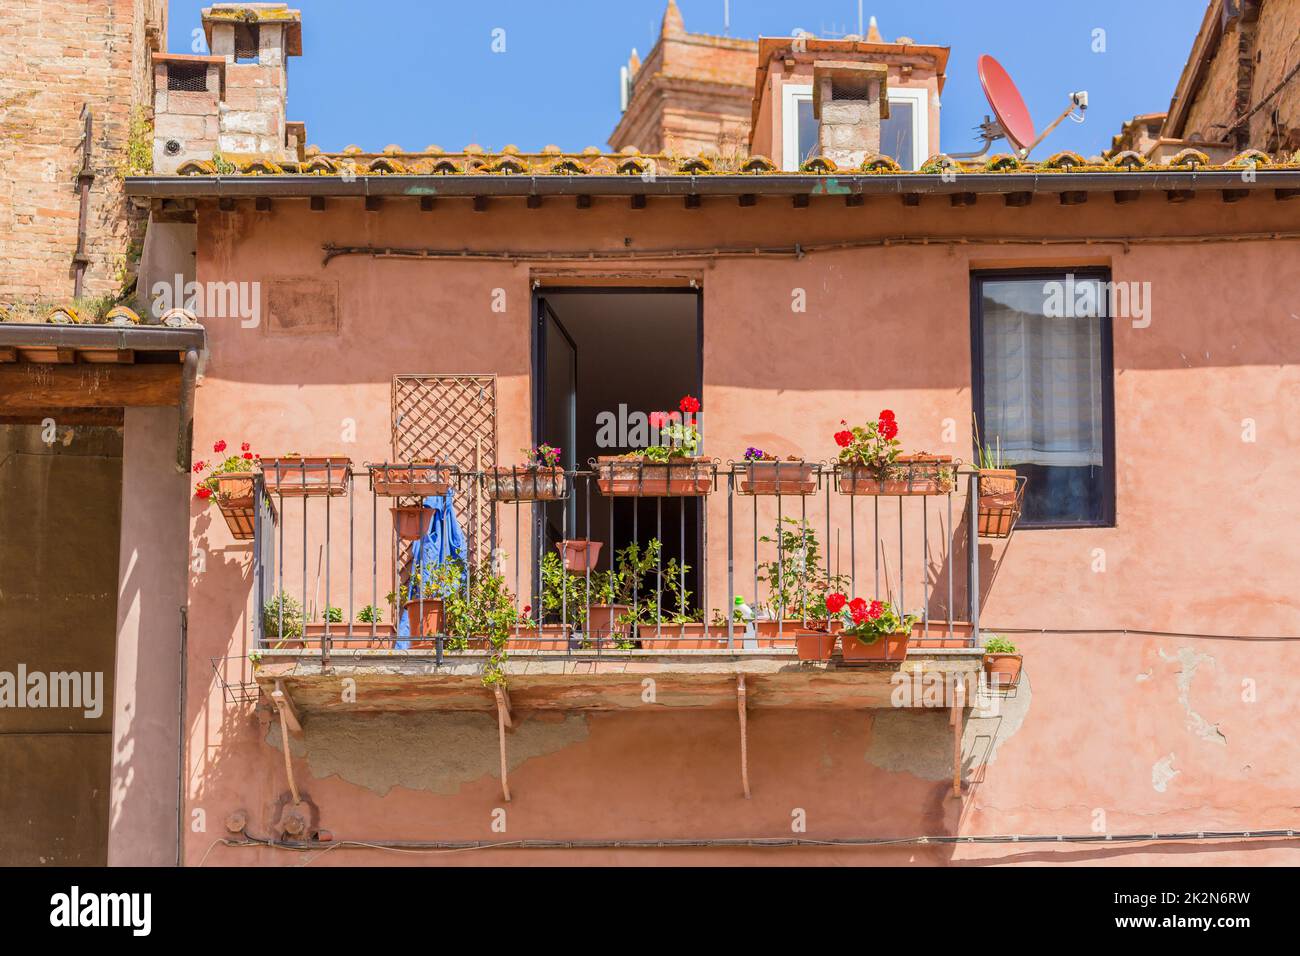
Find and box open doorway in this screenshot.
[533,289,703,614]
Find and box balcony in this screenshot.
[221,458,1021,718]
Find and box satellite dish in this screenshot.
[979,55,1036,152]
[950,54,1088,161]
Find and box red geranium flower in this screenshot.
[825,592,847,614]
[834,429,854,447]
[648,411,669,429]
[849,597,868,616]
[192,460,206,473]
[242,452,254,460]
[879,409,895,421]
[679,394,700,414]
[241,441,250,452]
[195,486,212,500]
[868,600,884,620]
[213,440,227,453]
[878,419,898,440]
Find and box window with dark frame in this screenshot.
[971,270,1116,528]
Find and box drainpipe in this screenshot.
[73,105,94,299]
[176,348,199,473]
[176,606,187,867]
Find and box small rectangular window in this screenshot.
[234,23,260,62]
[972,271,1116,528]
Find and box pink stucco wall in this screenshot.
[184,189,1300,865]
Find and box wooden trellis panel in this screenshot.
[391,374,497,566]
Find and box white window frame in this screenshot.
[781,83,930,171]
[882,86,930,171]
[781,83,814,171]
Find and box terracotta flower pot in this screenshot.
[911,620,977,649]
[213,472,258,540]
[977,468,1020,537]
[838,455,955,496]
[752,619,803,648]
[370,462,450,497]
[507,624,569,651]
[983,652,1023,689]
[795,630,837,661]
[840,625,913,661]
[595,456,714,497]
[586,604,632,637]
[740,460,816,496]
[486,466,566,501]
[640,621,725,650]
[332,624,397,649]
[556,539,603,572]
[391,505,435,541]
[402,598,444,641]
[262,456,352,497]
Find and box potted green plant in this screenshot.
[973,416,1021,536]
[262,591,304,649]
[193,439,261,539]
[982,635,1023,688]
[828,592,919,661]
[303,605,343,642]
[403,561,462,647]
[835,412,955,495]
[596,396,714,496]
[738,447,816,496]
[752,518,846,646]
[486,444,566,501]
[338,603,395,649]
[636,555,721,649]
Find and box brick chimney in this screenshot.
[152,4,303,171]
[814,61,888,167]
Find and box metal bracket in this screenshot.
[494,686,512,802]
[737,675,751,799]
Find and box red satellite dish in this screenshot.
[978,54,1036,152]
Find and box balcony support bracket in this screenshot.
[949,679,965,798]
[494,686,512,802]
[272,681,302,804]
[737,675,751,799]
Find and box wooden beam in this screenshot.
[844,193,864,207]
[950,192,976,207]
[1276,188,1300,201]
[684,194,701,209]
[1166,189,1195,203]
[576,194,592,209]
[0,363,181,408]
[738,193,757,207]
[419,195,435,211]
[1004,191,1033,207]
[0,347,17,363]
[218,197,236,212]
[792,194,810,208]
[901,193,921,207]
[254,196,271,212]
[364,195,382,212]
[1060,191,1089,205]
[309,195,326,211]
[526,194,542,209]
[1113,190,1140,204]
[77,348,135,364]
[630,194,646,210]
[472,196,488,212]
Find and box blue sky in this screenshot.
[168,0,1203,157]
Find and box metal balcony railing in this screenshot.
[245,459,1016,662]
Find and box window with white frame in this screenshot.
[781,84,930,171]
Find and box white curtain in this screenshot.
[981,279,1104,468]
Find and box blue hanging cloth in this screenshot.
[396,489,467,649]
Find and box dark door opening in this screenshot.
[534,289,704,620]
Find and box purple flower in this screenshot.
[744,447,765,461]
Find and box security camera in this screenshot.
[1071,91,1089,111]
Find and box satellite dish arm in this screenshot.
[1019,91,1088,159]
